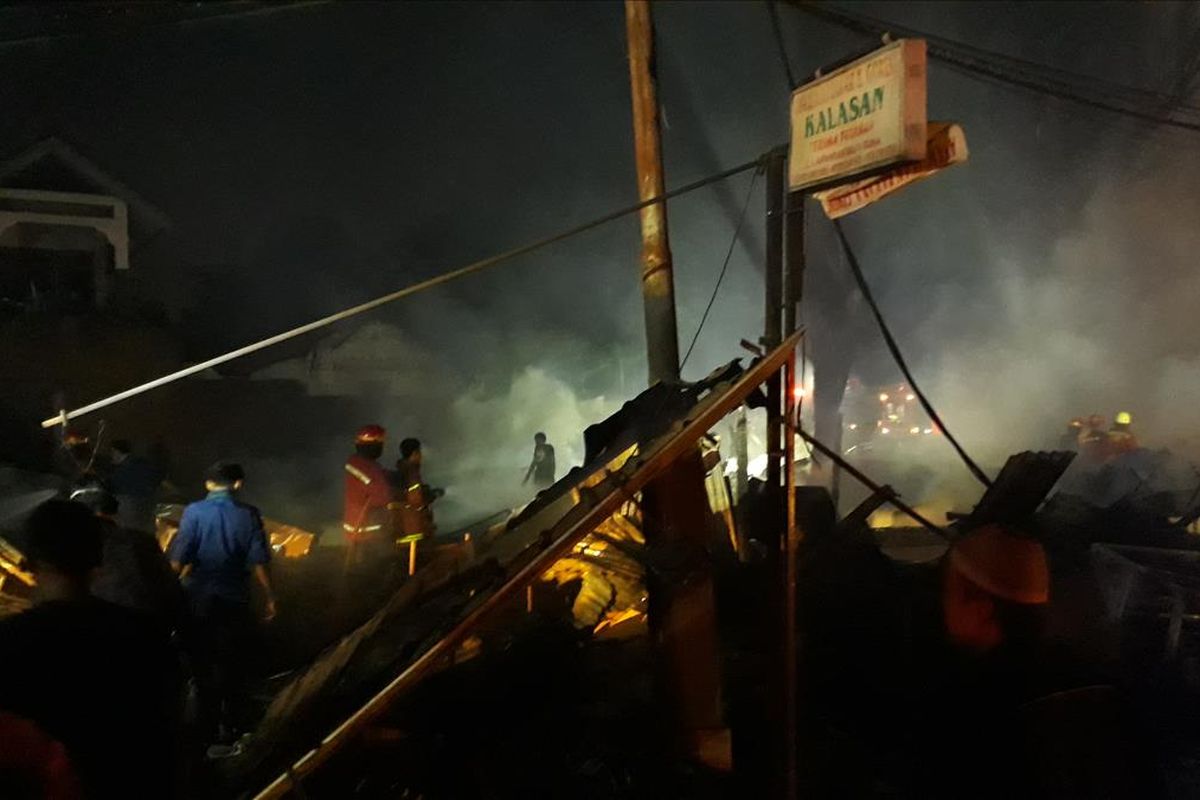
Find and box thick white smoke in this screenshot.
[437,365,621,527]
[920,156,1200,464]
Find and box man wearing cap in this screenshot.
[343,425,394,571]
[1105,411,1139,458]
[69,481,184,632]
[167,462,275,754]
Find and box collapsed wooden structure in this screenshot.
[233,333,802,799]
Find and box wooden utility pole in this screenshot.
[626,0,680,386]
[625,0,728,773]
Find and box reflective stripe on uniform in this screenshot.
[345,463,372,484]
[343,522,384,533]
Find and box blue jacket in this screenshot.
[167,490,270,603]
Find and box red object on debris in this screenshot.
[950,523,1049,605]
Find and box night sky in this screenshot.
[2,1,1199,461]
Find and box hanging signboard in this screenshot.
[813,122,969,219]
[789,38,927,192]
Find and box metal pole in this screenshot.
[783,191,804,337]
[782,351,800,800]
[764,149,785,502]
[830,412,843,511]
[625,0,680,386]
[762,147,790,799]
[733,405,749,502]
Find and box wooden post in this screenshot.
[625,0,727,771]
[642,450,730,770]
[625,0,680,386]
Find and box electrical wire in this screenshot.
[42,151,774,429]
[801,1,1200,114]
[785,1,1200,133]
[831,220,993,489]
[0,1,332,50]
[786,0,1200,113]
[933,50,1200,134]
[766,0,799,91]
[680,166,761,371]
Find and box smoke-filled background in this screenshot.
[0,1,1197,530]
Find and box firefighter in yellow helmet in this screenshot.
[1105,411,1138,458]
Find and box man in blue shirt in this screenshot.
[168,461,276,753]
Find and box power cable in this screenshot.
[766,0,799,91]
[936,51,1200,134]
[42,151,774,429]
[786,0,1200,114]
[680,166,761,371]
[831,220,993,489]
[786,1,1200,133]
[0,1,332,51]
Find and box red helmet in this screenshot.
[355,424,386,444]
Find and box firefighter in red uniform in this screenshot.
[343,425,393,572]
[391,438,441,576]
[1077,414,1109,464]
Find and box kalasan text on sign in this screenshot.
[789,39,927,192]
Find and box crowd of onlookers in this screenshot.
[0,444,275,799]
